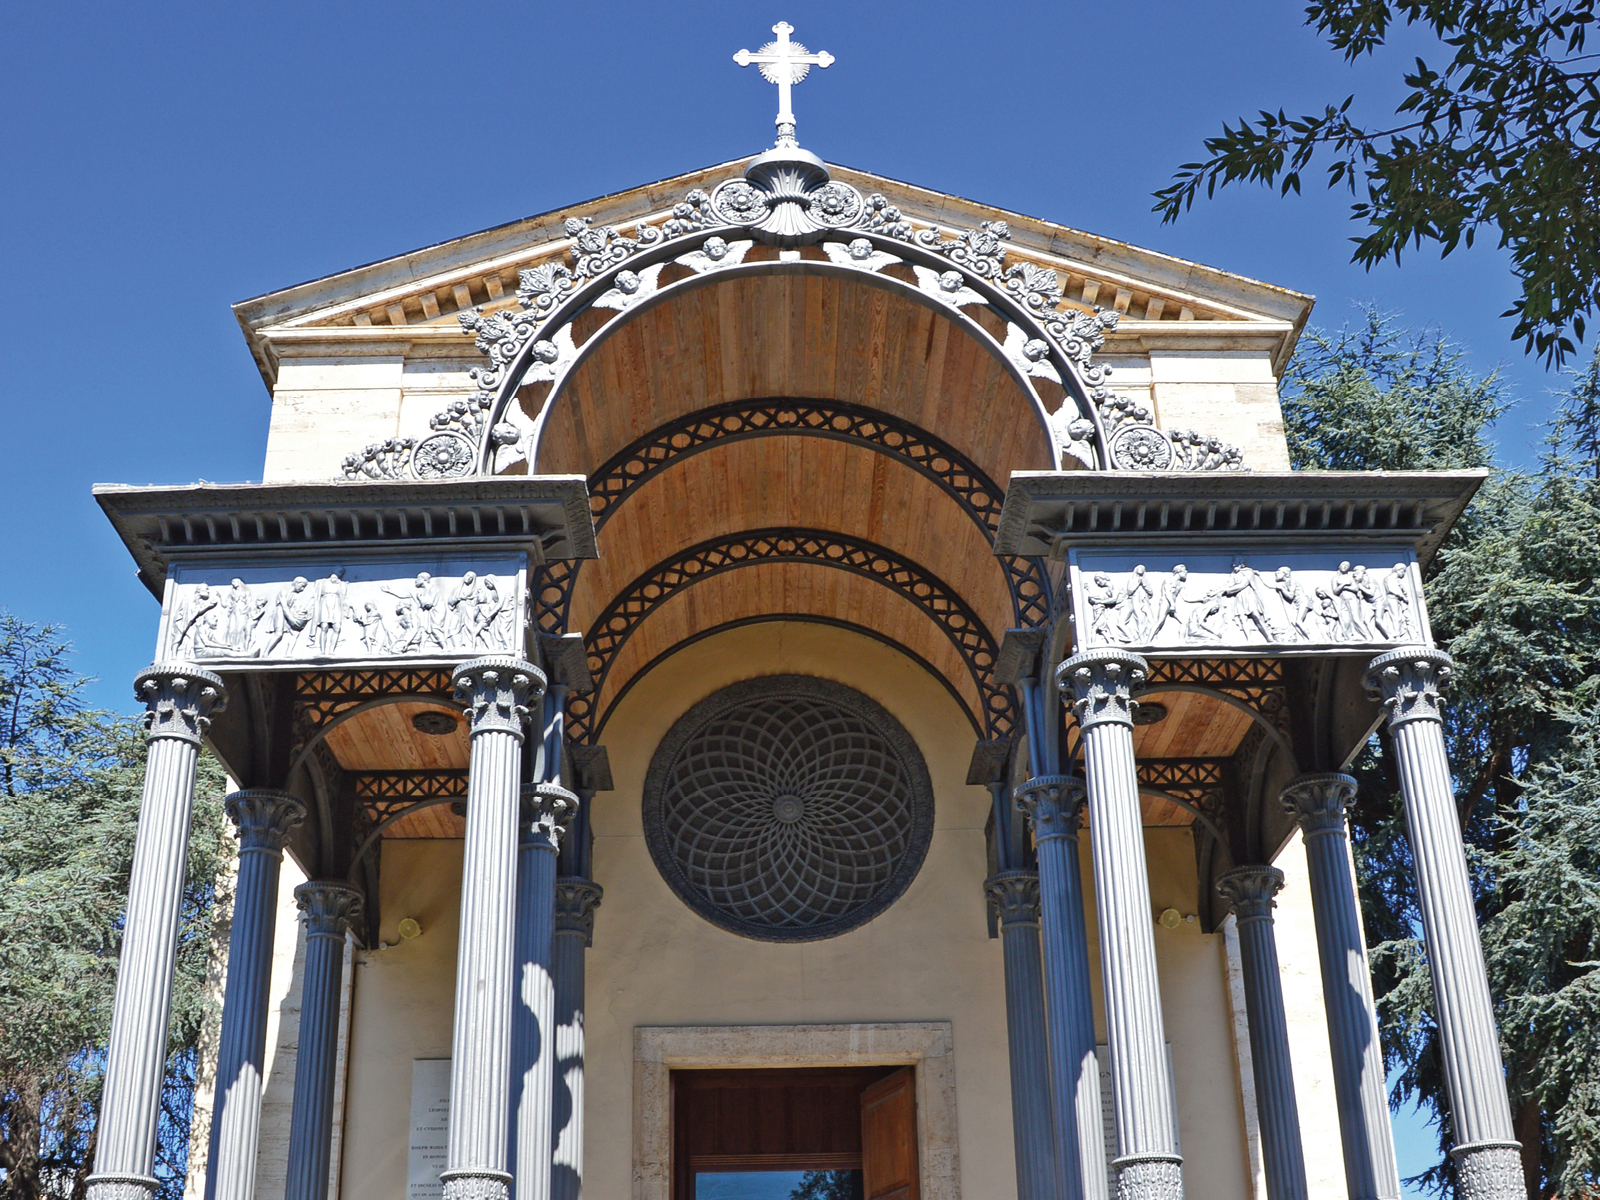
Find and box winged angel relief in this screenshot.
[167,570,517,661]
[1082,559,1419,650]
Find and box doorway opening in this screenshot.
[671,1066,920,1200]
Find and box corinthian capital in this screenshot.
[1215,865,1285,923]
[293,881,365,939]
[983,869,1041,927]
[1365,647,1453,728]
[1014,773,1087,842]
[224,789,306,855]
[554,877,604,944]
[451,656,544,738]
[135,663,227,744]
[1057,648,1148,730]
[1280,772,1358,839]
[521,781,577,846]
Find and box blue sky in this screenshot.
[0,2,1541,1183]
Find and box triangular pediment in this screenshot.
[232,157,1312,389]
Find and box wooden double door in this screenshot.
[671,1066,919,1200]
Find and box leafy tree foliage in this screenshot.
[1283,311,1600,1196]
[0,617,230,1200]
[1157,1,1600,365]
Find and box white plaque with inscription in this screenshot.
[408,1059,451,1200]
[1069,545,1430,657]
[156,554,527,667]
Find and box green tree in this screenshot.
[0,616,230,1200]
[1282,311,1600,1196]
[1156,1,1600,365]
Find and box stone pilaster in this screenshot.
[1215,867,1308,1200]
[1279,774,1400,1200]
[510,783,575,1200]
[1015,777,1111,1200]
[1059,649,1183,1200]
[983,869,1061,1200]
[551,878,602,1200]
[1365,650,1523,1199]
[88,665,226,1200]
[205,790,305,1200]
[443,657,544,1200]
[284,881,363,1200]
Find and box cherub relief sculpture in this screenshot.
[1080,557,1420,649]
[168,568,516,661]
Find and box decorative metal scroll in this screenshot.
[530,399,1052,641]
[569,528,1011,745]
[641,675,934,942]
[1069,547,1430,656]
[340,171,1244,482]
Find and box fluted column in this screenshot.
[88,665,226,1200]
[205,790,306,1200]
[983,870,1060,1200]
[1216,867,1307,1200]
[445,657,544,1200]
[284,881,363,1200]
[1280,773,1400,1200]
[1014,779,1111,1200]
[1059,649,1182,1200]
[1365,650,1522,1199]
[550,878,602,1200]
[510,783,575,1200]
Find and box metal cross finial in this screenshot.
[733,21,834,147]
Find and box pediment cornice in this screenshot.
[233,158,1313,388]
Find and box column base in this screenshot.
[440,1169,513,1200]
[1451,1141,1524,1200]
[86,1174,157,1200]
[1112,1155,1183,1200]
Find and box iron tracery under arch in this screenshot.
[568,527,1011,744]
[529,398,1052,641]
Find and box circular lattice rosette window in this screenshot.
[642,676,934,942]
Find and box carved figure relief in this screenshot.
[159,559,525,665]
[1069,550,1430,654]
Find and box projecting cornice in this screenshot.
[994,470,1488,566]
[94,476,596,598]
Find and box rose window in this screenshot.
[642,676,934,942]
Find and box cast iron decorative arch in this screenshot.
[569,527,1010,744]
[530,398,1052,639]
[341,178,1245,482]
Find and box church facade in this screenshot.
[88,26,1524,1200]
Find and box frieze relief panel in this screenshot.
[157,556,527,668]
[1068,547,1431,656]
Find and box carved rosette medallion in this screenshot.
[983,869,1042,927]
[1451,1142,1525,1200]
[1058,649,1149,730]
[553,878,604,945]
[1215,865,1285,923]
[1279,772,1358,839]
[225,789,306,854]
[1109,424,1174,471]
[1365,647,1453,728]
[135,664,227,744]
[412,432,476,479]
[452,656,544,739]
[1013,773,1088,842]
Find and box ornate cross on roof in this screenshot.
[733,21,833,148]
